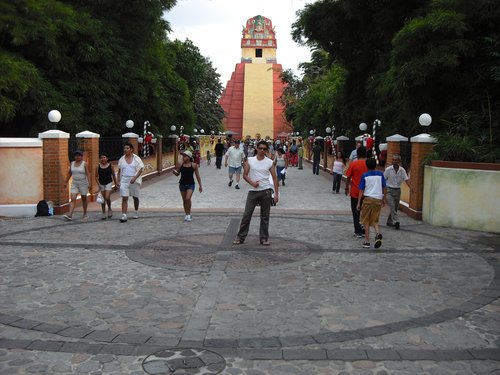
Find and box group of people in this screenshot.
[345,146,411,248]
[63,138,410,249]
[64,143,144,223]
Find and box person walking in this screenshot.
[214,139,224,169]
[384,154,411,230]
[116,143,144,223]
[95,153,118,219]
[63,150,91,220]
[345,146,368,238]
[225,139,245,189]
[312,140,322,175]
[289,140,298,166]
[173,150,202,222]
[233,140,279,246]
[332,150,346,194]
[298,143,304,170]
[349,141,362,162]
[274,148,288,186]
[357,158,387,249]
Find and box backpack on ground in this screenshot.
[35,200,51,217]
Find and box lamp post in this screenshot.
[48,110,62,129]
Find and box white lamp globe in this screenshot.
[170,125,176,132]
[419,113,432,126]
[359,122,367,131]
[309,130,314,135]
[326,127,332,134]
[48,110,62,123]
[125,120,134,129]
[200,129,205,134]
[194,128,198,133]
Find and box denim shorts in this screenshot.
[228,166,242,174]
[179,183,195,192]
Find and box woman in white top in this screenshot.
[63,150,91,220]
[274,148,288,186]
[332,150,346,194]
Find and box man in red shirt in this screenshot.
[345,146,368,238]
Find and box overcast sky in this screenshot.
[164,0,315,85]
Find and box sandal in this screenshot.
[233,238,244,245]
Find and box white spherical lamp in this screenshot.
[125,120,134,129]
[359,122,367,131]
[48,110,62,124]
[419,113,432,127]
[200,129,205,134]
[170,125,176,132]
[326,127,332,134]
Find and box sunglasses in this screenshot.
[257,147,268,151]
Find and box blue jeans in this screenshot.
[333,172,342,192]
[276,166,286,181]
[313,158,320,175]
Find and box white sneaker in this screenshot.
[120,214,127,222]
[184,215,189,222]
[186,215,192,222]
[101,213,106,220]
[133,211,139,219]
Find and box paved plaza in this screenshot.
[0,162,499,374]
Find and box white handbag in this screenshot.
[96,192,104,204]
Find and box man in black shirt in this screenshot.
[312,140,322,175]
[214,139,225,169]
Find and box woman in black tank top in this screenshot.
[173,151,203,222]
[95,154,118,219]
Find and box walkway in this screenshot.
[0,161,499,374]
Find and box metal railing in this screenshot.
[99,137,125,161]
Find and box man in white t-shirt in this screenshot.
[225,139,245,189]
[233,141,279,246]
[116,143,144,222]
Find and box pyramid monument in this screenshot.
[219,15,292,139]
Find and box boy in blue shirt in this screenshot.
[356,158,387,249]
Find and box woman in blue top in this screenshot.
[173,150,202,222]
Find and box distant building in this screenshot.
[219,15,292,139]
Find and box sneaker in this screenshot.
[186,215,192,222]
[120,214,127,223]
[395,222,400,230]
[353,233,364,238]
[63,215,72,221]
[235,184,240,189]
[282,181,285,186]
[82,215,89,220]
[184,215,189,222]
[362,242,371,248]
[133,211,139,219]
[107,210,113,218]
[374,233,383,249]
[101,213,106,220]
[228,180,233,187]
